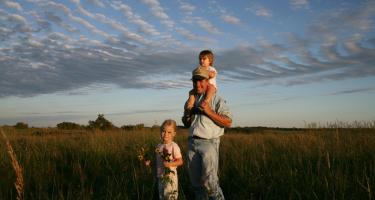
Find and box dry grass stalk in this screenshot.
[1,129,24,200]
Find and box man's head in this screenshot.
[192,67,209,94]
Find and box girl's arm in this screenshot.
[163,157,183,168]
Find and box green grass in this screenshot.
[1,127,374,199]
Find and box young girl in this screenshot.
[155,119,183,200]
[185,50,217,111]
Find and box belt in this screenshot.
[190,135,206,140]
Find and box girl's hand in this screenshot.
[163,161,171,168]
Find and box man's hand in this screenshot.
[200,100,212,114]
[182,108,194,128]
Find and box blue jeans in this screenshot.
[188,137,225,200]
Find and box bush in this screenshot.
[121,123,145,131]
[14,122,28,129]
[57,122,83,130]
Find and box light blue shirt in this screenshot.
[189,93,232,139]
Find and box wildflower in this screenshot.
[137,146,152,172]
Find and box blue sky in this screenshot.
[1,0,374,128]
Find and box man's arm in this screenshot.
[182,109,193,128]
[200,101,232,128]
[182,100,195,127]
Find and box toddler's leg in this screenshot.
[203,84,216,104]
[185,89,196,110]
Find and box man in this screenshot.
[182,67,232,200]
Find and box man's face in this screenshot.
[193,78,209,94]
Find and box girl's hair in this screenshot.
[160,119,177,132]
[199,50,214,66]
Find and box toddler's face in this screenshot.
[161,125,175,144]
[199,56,211,68]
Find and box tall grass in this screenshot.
[1,128,24,200]
[0,127,374,199]
[304,120,375,129]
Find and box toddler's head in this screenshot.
[199,50,214,67]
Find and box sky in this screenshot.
[1,0,375,128]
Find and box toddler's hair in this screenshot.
[160,119,177,132]
[199,50,214,66]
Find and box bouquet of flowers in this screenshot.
[156,147,175,185]
[137,145,175,185]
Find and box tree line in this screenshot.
[11,114,147,131]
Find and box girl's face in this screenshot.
[199,56,211,68]
[161,125,176,144]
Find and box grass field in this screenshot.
[1,127,374,199]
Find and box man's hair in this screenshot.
[160,119,177,132]
[199,50,214,66]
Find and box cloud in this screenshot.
[204,0,240,26]
[328,87,375,96]
[0,10,32,42]
[1,0,375,98]
[308,1,375,42]
[2,27,374,98]
[220,14,240,24]
[112,2,160,36]
[175,27,214,43]
[71,1,158,47]
[216,30,375,85]
[246,5,272,18]
[44,1,112,39]
[290,0,309,10]
[43,11,77,33]
[45,1,70,15]
[4,1,22,11]
[141,0,175,29]
[87,0,105,8]
[179,1,195,15]
[195,18,221,34]
[8,13,27,24]
[0,28,197,97]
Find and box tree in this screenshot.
[14,122,28,129]
[88,114,116,130]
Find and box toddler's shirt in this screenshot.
[208,66,217,89]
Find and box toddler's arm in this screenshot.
[208,70,216,79]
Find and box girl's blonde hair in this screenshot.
[160,119,177,132]
[199,50,214,66]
